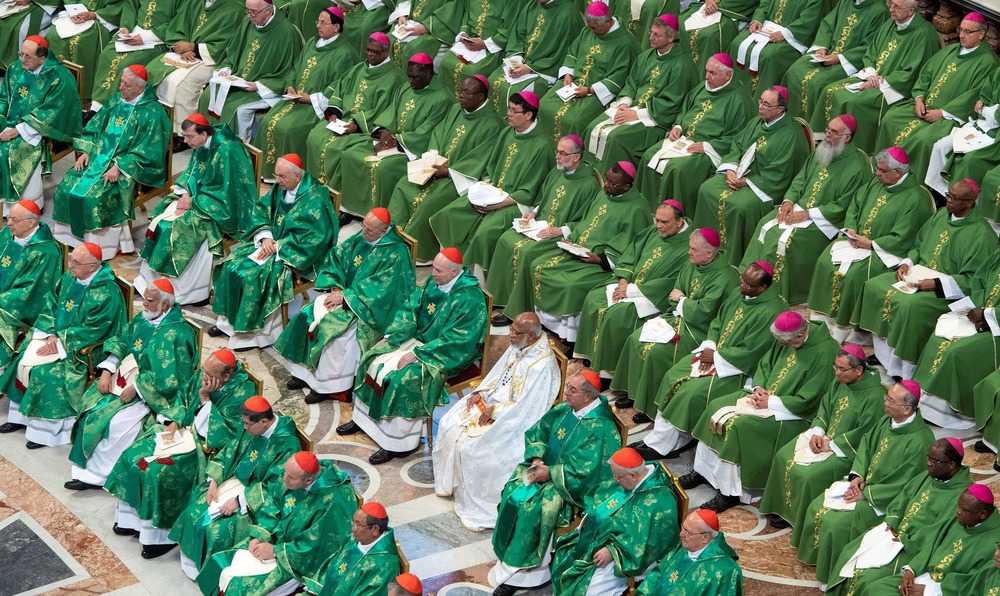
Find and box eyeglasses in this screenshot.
[245,6,269,17]
[555,150,579,157]
[67,257,98,267]
[613,472,636,481]
[875,166,894,175]
[680,527,711,536]
[927,456,950,466]
[758,99,777,108]
[825,127,850,137]
[507,108,526,114]
[832,364,860,373]
[945,192,976,202]
[958,27,985,34]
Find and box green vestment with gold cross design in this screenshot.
[636,532,744,596]
[304,529,401,596]
[0,223,62,370]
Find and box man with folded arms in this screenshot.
[339,248,487,465]
[170,396,300,580]
[0,242,126,447]
[208,153,337,350]
[275,207,415,404]
[490,370,620,596]
[303,502,401,595]
[66,279,198,491]
[636,509,743,595]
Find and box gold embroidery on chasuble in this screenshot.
[427,303,436,314]
[557,426,566,440]
[496,144,518,188]
[398,99,416,130]
[636,66,661,107]
[767,353,795,393]
[353,255,363,266]
[867,437,889,473]
[65,300,76,312]
[717,307,743,348]
[832,14,857,54]
[634,247,662,283]
[133,339,143,351]
[249,449,259,461]
[17,86,28,98]
[0,256,11,268]
[142,0,156,29]
[928,231,948,269]
[874,40,898,71]
[101,54,126,90]
[285,496,296,509]
[925,62,957,106]
[241,39,262,77]
[773,0,788,23]
[860,195,887,236]
[444,125,466,158]
[685,100,712,137]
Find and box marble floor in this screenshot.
[0,148,996,595]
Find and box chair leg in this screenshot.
[425,417,433,448]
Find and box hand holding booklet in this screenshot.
[891,264,941,294]
[556,241,591,258]
[406,150,448,185]
[512,218,549,240]
[555,84,579,102]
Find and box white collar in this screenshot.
[438,274,459,294]
[687,544,709,560]
[13,226,37,246]
[76,267,100,287]
[283,183,299,203]
[764,112,785,127]
[515,120,538,135]
[629,464,655,493]
[202,135,214,151]
[261,418,278,438]
[573,398,600,419]
[317,33,339,47]
[960,44,979,55]
[466,98,489,114]
[606,18,620,33]
[123,90,144,106]
[896,14,915,30]
[357,531,388,554]
[891,411,916,429]
[144,310,167,327]
[369,56,391,69]
[706,77,732,92]
[255,9,276,29]
[887,172,908,189]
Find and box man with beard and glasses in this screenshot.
[742,115,870,304]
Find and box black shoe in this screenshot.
[491,312,513,327]
[866,354,880,366]
[369,448,397,465]
[0,422,25,433]
[25,441,45,450]
[701,492,740,513]
[64,479,102,491]
[338,212,354,227]
[113,523,139,537]
[768,514,791,529]
[678,471,707,490]
[187,297,210,308]
[287,377,308,390]
[492,585,518,596]
[304,390,330,405]
[632,412,653,424]
[233,346,256,353]
[336,421,361,436]
[975,440,994,454]
[994,460,1000,474]
[206,325,225,337]
[615,397,634,409]
[629,440,667,461]
[664,441,696,460]
[171,135,190,153]
[141,543,178,559]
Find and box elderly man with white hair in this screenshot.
[65,278,199,491]
[433,312,561,531]
[636,509,743,595]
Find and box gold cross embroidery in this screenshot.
[285,496,296,508]
[249,449,259,462]
[339,563,348,573]
[669,570,679,582]
[65,300,75,312]
[606,498,619,509]
[115,116,124,128]
[353,255,363,266]
[427,303,436,314]
[557,427,566,440]
[17,86,28,98]
[133,339,143,350]
[0,256,10,268]
[276,214,285,226]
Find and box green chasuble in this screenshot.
[212,172,337,333]
[873,41,999,183]
[68,305,198,467]
[54,86,170,237]
[692,113,809,265]
[428,122,554,269]
[576,222,692,369]
[797,412,934,584]
[303,58,405,187]
[537,24,637,143]
[913,250,1000,418]
[103,363,258,530]
[552,465,679,594]
[759,369,885,533]
[974,362,1000,449]
[336,80,453,215]
[44,0,127,102]
[274,226,416,369]
[0,0,59,69]
[140,125,257,277]
[636,533,744,596]
[0,223,62,369]
[196,10,303,134]
[610,0,680,48]
[168,416,300,569]
[254,35,360,179]
[940,72,1000,194]
[811,15,937,153]
[386,101,502,262]
[492,398,620,568]
[90,0,180,107]
[354,268,487,419]
[528,187,651,318]
[855,207,996,363]
[486,0,582,112]
[727,0,833,97]
[957,550,1000,595]
[862,512,1000,596]
[0,55,81,202]
[636,78,755,215]
[825,466,973,596]
[678,0,760,72]
[0,264,126,419]
[584,44,697,173]
[437,0,509,94]
[781,0,888,119]
[197,461,357,596]
[806,174,933,328]
[692,323,840,490]
[390,0,461,68]
[304,530,401,596]
[489,161,602,310]
[741,145,871,305]
[611,254,739,418]
[655,284,787,428]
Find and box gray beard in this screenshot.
[814,139,846,167]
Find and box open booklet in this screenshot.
[556,241,591,258]
[52,4,94,38]
[502,57,537,85]
[450,39,487,64]
[149,428,197,460]
[951,120,997,153]
[407,151,449,185]
[208,477,247,519]
[467,182,509,207]
[891,264,942,294]
[792,433,834,465]
[511,218,549,241]
[683,4,721,30]
[160,52,202,68]
[823,480,857,511]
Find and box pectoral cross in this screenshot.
[353,255,362,266]
[18,86,28,98]
[557,427,566,439]
[115,116,125,128]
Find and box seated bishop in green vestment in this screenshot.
[138,116,256,306]
[685,314,840,513]
[574,200,691,371]
[691,85,809,266]
[1,243,126,448]
[610,228,739,420]
[677,0,759,74]
[0,1,59,72]
[302,502,402,596]
[342,248,487,465]
[954,542,1000,595]
[631,261,786,459]
[0,202,62,375]
[54,67,170,260]
[974,367,1000,459]
[855,178,995,382]
[274,208,416,403]
[43,0,125,103]
[758,345,885,531]
[796,380,935,585]
[170,397,301,579]
[490,371,621,593]
[740,115,871,305]
[104,349,258,555]
[824,438,972,596]
[435,0,507,96]
[211,156,338,350]
[197,453,358,596]
[386,0,459,69]
[0,37,81,214]
[636,509,744,596]
[551,448,679,596]
[67,281,198,490]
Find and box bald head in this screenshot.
[68,244,101,280]
[509,312,543,348]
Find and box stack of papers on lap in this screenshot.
[829,240,870,274]
[934,310,978,340]
[823,480,856,510]
[735,144,755,178]
[392,23,417,42]
[838,523,903,577]
[407,151,448,185]
[208,477,246,519]
[111,353,139,396]
[512,218,549,240]
[450,40,487,64]
[53,5,93,37]
[709,397,773,429]
[218,549,276,591]
[248,249,273,266]
[639,316,676,344]
[952,121,996,153]
[502,57,537,85]
[209,73,249,88]
[793,433,833,465]
[556,241,590,258]
[160,51,201,68]
[366,338,424,388]
[281,93,299,101]
[892,264,941,294]
[605,283,659,318]
[689,355,715,378]
[808,53,825,63]
[555,85,579,102]
[326,119,349,134]
[467,182,508,207]
[149,429,196,459]
[684,5,721,30]
[0,1,31,18]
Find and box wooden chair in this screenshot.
[48,59,86,165]
[135,103,176,212]
[246,368,264,395]
[83,276,135,382]
[243,139,263,194]
[397,540,409,574]
[295,423,314,451]
[795,116,814,151]
[549,338,569,406]
[398,226,418,265]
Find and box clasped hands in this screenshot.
[206,479,240,516]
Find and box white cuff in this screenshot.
[310,93,330,120]
[15,123,41,146]
[838,54,857,76]
[808,207,838,238]
[591,82,614,106]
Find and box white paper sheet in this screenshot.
[823,480,857,510]
[512,218,549,241]
[556,241,591,258]
[449,40,487,64]
[638,316,677,344]
[683,5,721,31]
[467,182,508,207]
